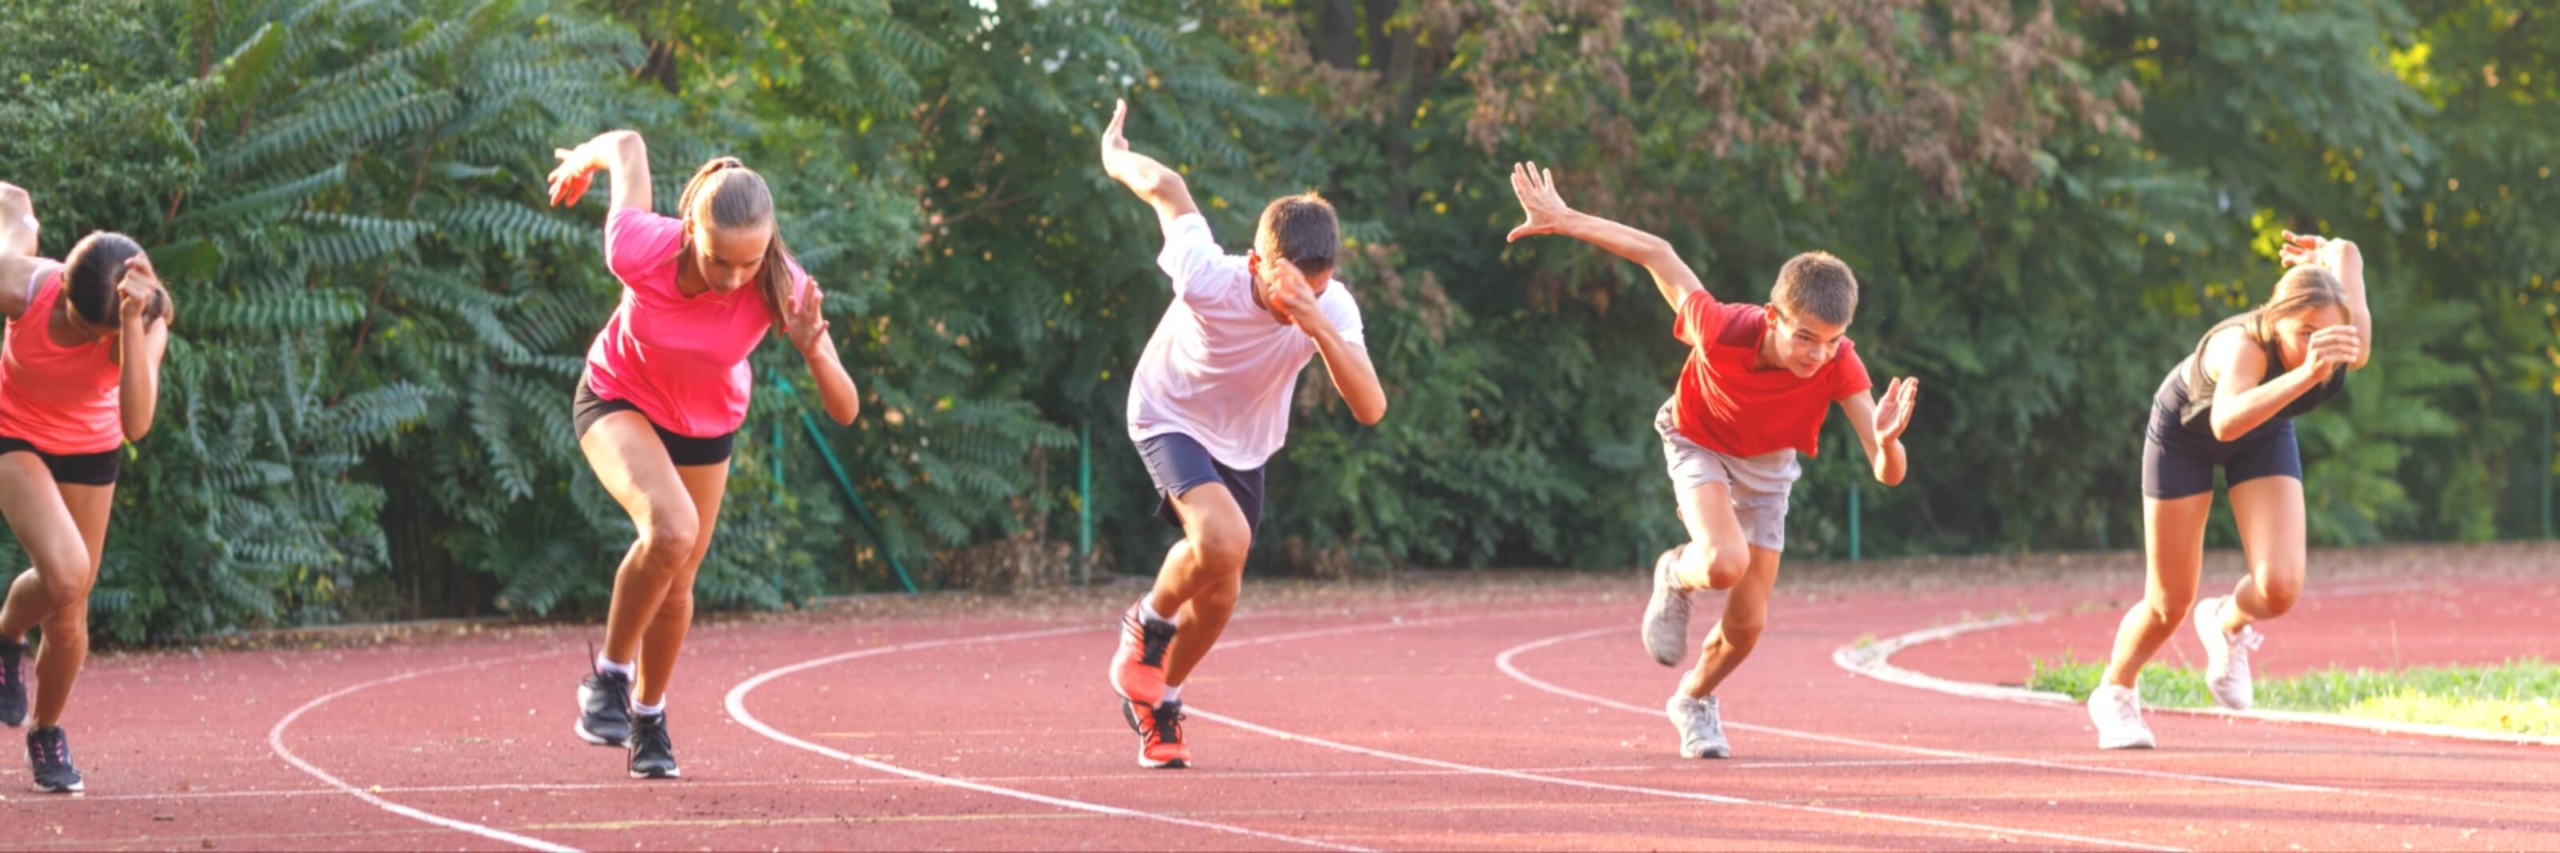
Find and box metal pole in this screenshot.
[2544,392,2554,539]
[1079,421,1094,558]
[1847,483,1862,561]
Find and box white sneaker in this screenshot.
[1668,693,1730,759]
[1640,548,1693,667]
[2088,683,2155,750]
[2194,595,2264,710]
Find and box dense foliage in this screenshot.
[0,0,2550,639]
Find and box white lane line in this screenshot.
[723,624,1371,852]
[1507,627,2331,791]
[269,649,581,853]
[1836,610,2560,747]
[1187,705,2183,852]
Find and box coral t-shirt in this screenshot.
[0,267,122,454]
[584,207,808,438]
[1670,289,1870,458]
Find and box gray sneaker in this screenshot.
[1640,547,1693,666]
[1668,693,1729,759]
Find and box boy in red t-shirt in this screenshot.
[1507,163,1920,759]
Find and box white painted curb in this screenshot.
[1834,612,2560,748]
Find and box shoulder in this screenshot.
[1711,302,1766,348]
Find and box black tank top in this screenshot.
[2152,311,2346,443]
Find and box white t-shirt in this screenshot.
[1126,213,1366,470]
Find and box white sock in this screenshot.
[595,655,636,679]
[1162,683,1184,704]
[1138,599,1174,626]
[632,698,665,717]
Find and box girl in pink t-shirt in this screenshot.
[545,131,859,779]
[0,182,175,794]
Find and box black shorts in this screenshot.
[2142,411,2301,500]
[572,374,736,467]
[0,436,120,487]
[1136,432,1266,534]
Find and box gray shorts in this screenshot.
[1655,398,1800,552]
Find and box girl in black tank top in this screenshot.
[2085,231,2374,752]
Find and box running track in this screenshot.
[6,558,2556,850]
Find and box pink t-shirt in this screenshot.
[584,207,808,438]
[1125,213,1366,470]
[0,267,123,455]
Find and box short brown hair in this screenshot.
[1255,192,1340,278]
[1772,251,1857,326]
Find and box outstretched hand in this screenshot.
[1873,377,1919,444]
[785,280,831,356]
[2278,230,2357,274]
[1506,162,1573,242]
[546,145,601,207]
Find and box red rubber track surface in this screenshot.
[6,558,2556,851]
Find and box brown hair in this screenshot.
[1771,251,1857,326]
[63,231,170,326]
[677,157,797,333]
[1255,192,1340,279]
[2250,265,2346,343]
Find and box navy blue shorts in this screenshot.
[2142,412,2302,500]
[1136,432,1265,534]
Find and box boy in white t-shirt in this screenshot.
[1098,100,1388,769]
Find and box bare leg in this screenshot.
[2102,494,2213,689]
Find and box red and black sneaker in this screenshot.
[1121,698,1190,769]
[1108,602,1177,706]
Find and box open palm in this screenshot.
[1874,377,1919,444]
[1506,162,1572,242]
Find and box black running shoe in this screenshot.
[627,712,679,779]
[0,639,27,728]
[26,726,80,793]
[576,667,633,747]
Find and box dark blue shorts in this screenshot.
[2142,411,2302,500]
[1136,432,1265,534]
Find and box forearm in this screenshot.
[1551,211,1700,309]
[2210,368,2325,440]
[1870,438,1906,486]
[2,216,33,257]
[118,329,164,440]
[1108,152,1197,223]
[1308,324,1386,425]
[2337,246,2373,370]
[594,130,652,212]
[803,334,860,425]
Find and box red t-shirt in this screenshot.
[1671,289,1871,458]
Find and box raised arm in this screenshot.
[1099,100,1199,224]
[0,182,49,318]
[1838,378,1917,486]
[1505,163,1703,313]
[548,130,653,214]
[2279,231,2372,371]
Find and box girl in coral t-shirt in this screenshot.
[0,181,174,794]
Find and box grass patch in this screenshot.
[2029,657,2560,737]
